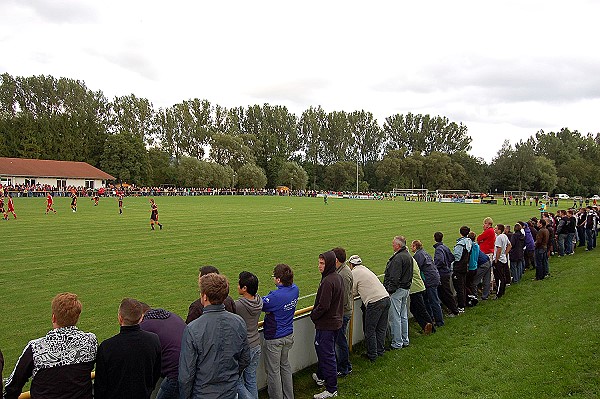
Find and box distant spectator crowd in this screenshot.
[1,204,597,399]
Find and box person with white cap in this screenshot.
[348,255,390,362]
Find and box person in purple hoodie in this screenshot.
[520,221,536,271]
[139,304,187,399]
[311,251,344,399]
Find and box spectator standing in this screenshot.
[4,293,97,399]
[235,272,263,399]
[383,236,413,349]
[477,217,496,299]
[534,219,550,280]
[186,266,236,323]
[311,251,344,399]
[95,298,161,399]
[412,241,444,327]
[565,210,576,255]
[179,274,250,399]
[433,232,460,315]
[509,224,525,283]
[492,224,512,299]
[139,304,187,399]
[452,226,472,311]
[585,206,597,251]
[348,255,390,362]
[262,264,299,399]
[332,247,353,377]
[408,257,435,334]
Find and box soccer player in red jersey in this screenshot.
[149,198,162,230]
[7,194,16,219]
[46,193,57,214]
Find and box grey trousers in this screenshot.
[264,334,294,399]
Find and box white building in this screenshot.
[0,157,114,190]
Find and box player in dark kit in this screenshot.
[118,193,123,214]
[70,193,77,212]
[0,197,7,220]
[150,198,163,230]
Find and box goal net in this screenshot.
[503,191,525,198]
[525,191,549,200]
[392,188,428,201]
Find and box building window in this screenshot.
[85,180,95,189]
[1,178,11,186]
[25,179,36,186]
[57,179,67,189]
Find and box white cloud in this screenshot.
[1,0,599,163]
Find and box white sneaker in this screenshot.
[314,390,338,399]
[312,373,325,386]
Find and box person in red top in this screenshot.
[46,193,57,214]
[6,194,16,219]
[150,198,163,230]
[475,217,496,299]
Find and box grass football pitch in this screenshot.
[1,195,598,397]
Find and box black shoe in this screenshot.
[361,353,376,362]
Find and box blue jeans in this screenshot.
[335,315,352,375]
[425,286,444,326]
[535,248,548,280]
[238,345,261,399]
[388,288,409,348]
[156,376,178,399]
[510,259,524,283]
[557,233,567,256]
[586,229,595,250]
[566,232,575,254]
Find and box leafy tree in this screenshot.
[208,132,255,171]
[324,161,363,191]
[348,110,384,165]
[100,131,149,185]
[110,94,155,145]
[277,161,308,190]
[298,106,327,189]
[147,147,176,186]
[236,163,268,189]
[321,111,352,165]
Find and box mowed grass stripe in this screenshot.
[2,195,596,397]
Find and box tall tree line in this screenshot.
[1,73,599,195]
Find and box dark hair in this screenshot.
[459,226,470,237]
[538,219,547,227]
[199,265,219,276]
[273,264,293,286]
[514,223,522,232]
[200,274,229,305]
[239,271,259,296]
[496,224,505,233]
[332,247,346,263]
[119,298,143,326]
[467,231,476,241]
[434,231,444,242]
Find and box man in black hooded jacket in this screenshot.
[310,250,343,399]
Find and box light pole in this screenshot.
[356,156,359,194]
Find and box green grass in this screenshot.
[1,196,599,397]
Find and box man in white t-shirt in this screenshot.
[493,224,512,299]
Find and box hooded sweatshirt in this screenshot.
[453,236,472,273]
[310,250,344,331]
[235,295,263,348]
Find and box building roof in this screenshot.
[0,157,115,180]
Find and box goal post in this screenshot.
[391,188,428,201]
[525,191,549,200]
[503,190,525,198]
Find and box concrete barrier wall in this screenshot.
[256,297,366,389]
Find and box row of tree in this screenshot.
[1,73,599,195]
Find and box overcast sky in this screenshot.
[1,0,599,162]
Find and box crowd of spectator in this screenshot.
[1,204,597,399]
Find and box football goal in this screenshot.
[525,191,549,200]
[391,188,428,201]
[503,190,525,198]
